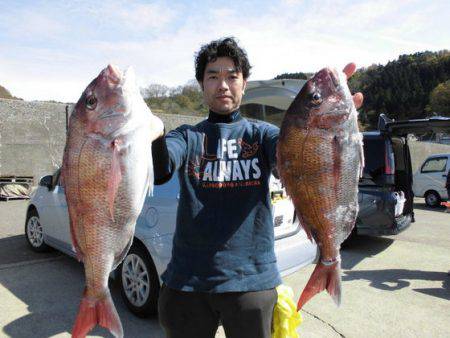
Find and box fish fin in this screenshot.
[358,139,365,178]
[108,140,123,221]
[294,209,314,242]
[297,260,341,310]
[146,152,154,198]
[72,289,123,338]
[67,206,84,262]
[112,236,134,270]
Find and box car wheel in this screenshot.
[119,243,160,317]
[25,209,51,252]
[424,191,441,208]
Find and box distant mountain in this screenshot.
[273,50,450,129]
[273,72,314,80]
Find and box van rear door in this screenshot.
[378,114,450,213]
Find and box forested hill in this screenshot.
[0,85,14,99]
[275,50,450,130]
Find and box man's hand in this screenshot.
[343,63,363,109]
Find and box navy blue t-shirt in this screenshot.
[161,111,282,292]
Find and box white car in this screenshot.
[413,153,450,207]
[25,169,317,317]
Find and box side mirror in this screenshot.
[39,175,53,190]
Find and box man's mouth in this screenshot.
[216,95,232,100]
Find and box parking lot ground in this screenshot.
[0,199,449,337]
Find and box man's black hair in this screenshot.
[195,37,252,82]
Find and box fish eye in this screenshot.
[310,92,322,105]
[85,95,97,110]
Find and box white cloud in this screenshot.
[72,0,178,32]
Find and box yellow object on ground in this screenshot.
[272,285,303,338]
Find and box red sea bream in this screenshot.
[277,67,364,310]
[61,65,163,338]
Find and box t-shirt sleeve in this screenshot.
[165,126,189,172]
[262,123,280,177]
[152,125,188,185]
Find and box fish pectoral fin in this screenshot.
[296,212,314,242]
[358,141,365,178]
[68,206,84,262]
[108,139,123,221]
[112,236,134,270]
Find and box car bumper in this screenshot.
[357,213,412,236]
[275,226,318,277]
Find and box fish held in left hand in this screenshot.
[61,64,163,338]
[277,67,364,311]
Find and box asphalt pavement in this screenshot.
[0,199,449,338]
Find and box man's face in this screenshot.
[200,57,247,115]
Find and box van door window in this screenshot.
[420,157,447,173]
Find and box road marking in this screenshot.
[0,255,64,271]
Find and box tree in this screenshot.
[427,80,450,116]
[142,84,169,99]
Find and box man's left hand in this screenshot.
[343,63,363,109]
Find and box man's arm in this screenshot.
[151,127,189,185]
[262,123,280,178]
[152,134,172,185]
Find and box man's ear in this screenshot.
[242,80,247,94]
[198,81,204,91]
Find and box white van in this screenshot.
[413,153,450,207]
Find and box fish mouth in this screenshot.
[329,68,340,88]
[105,64,122,85]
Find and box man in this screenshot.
[152,37,362,338]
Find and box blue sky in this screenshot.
[0,0,449,102]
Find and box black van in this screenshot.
[241,80,450,237]
[358,114,450,235]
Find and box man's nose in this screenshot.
[217,78,229,91]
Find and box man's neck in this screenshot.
[207,109,242,123]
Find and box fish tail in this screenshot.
[297,259,341,310]
[72,289,123,338]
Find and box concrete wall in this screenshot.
[0,99,203,183]
[2,98,449,184]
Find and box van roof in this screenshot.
[242,79,306,110]
[425,153,450,158]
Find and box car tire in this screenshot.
[25,208,51,253]
[118,243,160,318]
[424,190,441,208]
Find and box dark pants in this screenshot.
[158,285,277,338]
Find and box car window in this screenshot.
[421,157,447,173]
[362,138,385,176]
